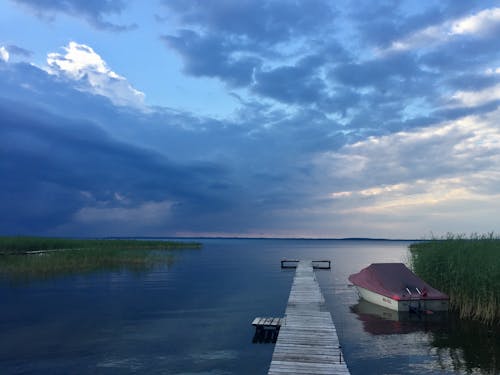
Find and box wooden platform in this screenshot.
[281,259,331,269]
[252,317,284,328]
[268,260,350,374]
[252,317,283,344]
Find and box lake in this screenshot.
[1,239,498,374]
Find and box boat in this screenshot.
[348,263,449,312]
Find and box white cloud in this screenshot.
[450,83,500,108]
[0,46,9,62]
[330,191,352,198]
[330,178,471,209]
[382,7,500,53]
[449,7,500,36]
[485,67,500,75]
[359,183,407,197]
[317,110,500,214]
[386,25,442,52]
[308,111,500,237]
[46,41,147,111]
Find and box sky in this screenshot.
[1,0,500,239]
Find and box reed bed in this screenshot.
[0,236,201,281]
[409,233,500,324]
[0,236,201,254]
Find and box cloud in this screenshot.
[162,30,261,87]
[161,0,334,45]
[46,42,147,111]
[317,110,500,201]
[333,53,422,89]
[445,72,500,92]
[351,2,447,48]
[305,109,500,237]
[252,56,327,105]
[11,0,136,31]
[0,46,9,62]
[450,83,500,108]
[5,44,32,58]
[160,0,336,89]
[69,200,175,235]
[449,7,500,36]
[4,2,500,238]
[0,61,327,236]
[0,97,235,235]
[383,7,500,53]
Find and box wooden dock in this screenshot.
[268,260,350,374]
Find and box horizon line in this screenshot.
[104,235,423,241]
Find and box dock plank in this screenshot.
[268,260,350,374]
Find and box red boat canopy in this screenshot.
[348,263,449,301]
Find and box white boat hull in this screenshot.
[355,286,449,312]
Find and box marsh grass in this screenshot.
[409,233,500,324]
[0,236,201,254]
[0,236,201,281]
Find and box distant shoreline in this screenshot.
[0,236,201,255]
[106,236,423,242]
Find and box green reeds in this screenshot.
[409,233,500,324]
[0,236,201,281]
[0,236,201,254]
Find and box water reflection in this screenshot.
[252,328,279,343]
[0,249,180,283]
[348,298,500,374]
[430,315,500,374]
[351,299,447,336]
[1,239,499,374]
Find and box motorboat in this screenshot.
[348,263,449,312]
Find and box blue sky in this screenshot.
[2,0,500,238]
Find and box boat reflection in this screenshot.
[350,299,447,335]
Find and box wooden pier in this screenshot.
[268,260,350,374]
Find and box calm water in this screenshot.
[1,239,499,374]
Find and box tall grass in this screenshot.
[0,248,178,281]
[0,236,201,281]
[409,233,500,324]
[0,236,201,254]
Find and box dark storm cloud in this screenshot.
[0,100,235,233]
[333,54,423,88]
[434,101,500,122]
[161,0,336,90]
[252,56,327,105]
[11,0,136,31]
[159,0,500,123]
[161,0,333,44]
[419,36,500,73]
[162,30,261,87]
[4,1,500,237]
[0,61,125,127]
[0,60,350,235]
[445,73,500,92]
[0,62,239,234]
[348,0,410,47]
